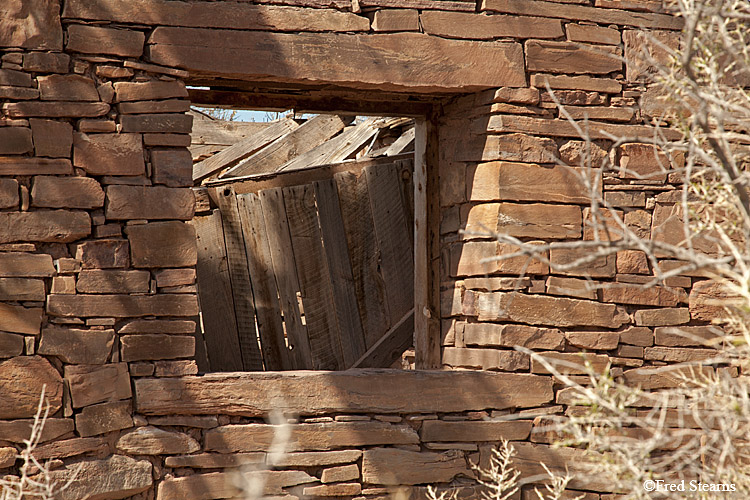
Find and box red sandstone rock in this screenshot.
[0,356,63,419]
[73,132,145,176]
[75,400,133,437]
[23,52,69,73]
[0,179,18,209]
[66,25,145,57]
[206,422,419,452]
[76,269,150,294]
[464,202,582,239]
[30,119,73,157]
[362,448,469,485]
[0,278,45,301]
[127,221,197,267]
[65,362,131,408]
[689,280,742,321]
[531,351,610,375]
[526,40,621,74]
[47,293,199,318]
[654,325,723,347]
[30,176,104,209]
[633,307,690,326]
[120,334,196,362]
[442,347,530,371]
[38,74,99,101]
[0,303,43,335]
[421,11,563,39]
[468,162,595,204]
[373,9,419,31]
[474,291,629,328]
[565,331,620,350]
[114,80,188,102]
[46,455,152,500]
[3,101,110,118]
[74,239,130,269]
[549,246,616,278]
[0,0,62,50]
[0,127,32,154]
[38,326,115,364]
[116,426,200,455]
[150,148,193,187]
[119,113,193,134]
[106,186,195,220]
[463,323,565,350]
[421,420,532,442]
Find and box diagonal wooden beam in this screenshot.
[351,308,414,369]
[193,118,298,182]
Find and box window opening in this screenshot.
[189,102,417,373]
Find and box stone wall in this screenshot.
[0,1,730,499]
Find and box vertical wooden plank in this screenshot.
[284,184,345,370]
[258,187,313,369]
[313,178,367,367]
[191,210,243,372]
[397,158,415,248]
[414,117,441,369]
[192,315,210,373]
[236,192,292,371]
[335,171,390,349]
[213,186,264,371]
[366,161,414,326]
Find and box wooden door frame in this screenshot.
[190,87,443,369]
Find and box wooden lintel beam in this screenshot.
[188,88,434,117]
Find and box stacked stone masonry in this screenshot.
[0,0,737,499]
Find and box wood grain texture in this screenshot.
[366,162,414,328]
[191,210,243,372]
[335,171,390,349]
[314,179,367,366]
[220,115,347,178]
[193,119,298,182]
[353,309,414,369]
[236,192,292,370]
[213,187,263,371]
[284,184,344,370]
[258,188,312,369]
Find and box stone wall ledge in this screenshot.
[135,368,553,416]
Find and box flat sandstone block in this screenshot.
[135,369,553,415]
[147,28,526,92]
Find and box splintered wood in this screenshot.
[194,156,414,371]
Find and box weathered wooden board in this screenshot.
[212,188,263,371]
[414,118,441,369]
[147,29,526,92]
[383,127,416,156]
[335,171,390,349]
[191,210,243,372]
[277,119,379,172]
[283,184,344,370]
[258,188,312,369]
[353,309,414,369]
[221,115,348,178]
[314,179,367,366]
[366,162,414,327]
[135,369,555,415]
[190,113,271,145]
[236,192,291,371]
[193,118,299,182]
[224,153,412,194]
